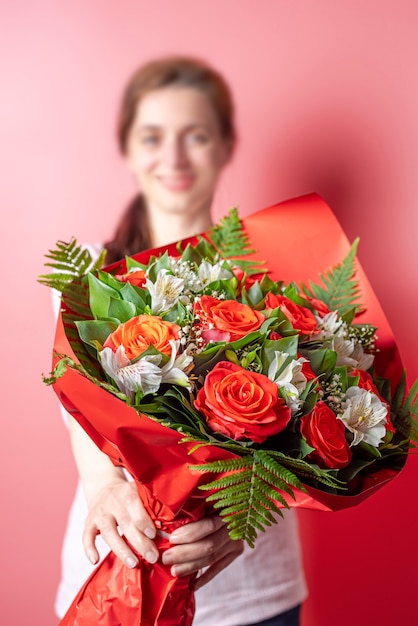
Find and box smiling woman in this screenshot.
[55,56,307,626]
[104,57,236,264]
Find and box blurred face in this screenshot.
[125,86,232,217]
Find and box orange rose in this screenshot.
[195,295,265,343]
[194,361,291,443]
[300,402,352,469]
[265,293,318,334]
[103,314,180,360]
[115,269,147,288]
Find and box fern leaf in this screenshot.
[268,451,344,489]
[391,375,418,443]
[302,238,362,318]
[38,239,105,292]
[192,450,305,546]
[39,239,108,379]
[190,456,253,476]
[207,207,267,275]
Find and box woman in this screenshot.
[55,56,307,626]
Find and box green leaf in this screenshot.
[120,283,147,309]
[206,207,267,275]
[391,375,418,443]
[108,298,137,323]
[306,348,337,377]
[190,450,306,546]
[88,273,120,319]
[38,239,105,292]
[76,319,117,348]
[302,238,362,318]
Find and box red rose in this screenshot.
[300,402,352,469]
[232,266,263,293]
[265,293,318,334]
[303,295,331,317]
[194,361,291,443]
[195,295,265,343]
[115,269,147,288]
[301,360,318,384]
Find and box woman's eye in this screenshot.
[187,132,209,145]
[141,134,160,146]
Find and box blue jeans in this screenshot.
[244,604,301,626]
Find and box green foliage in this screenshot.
[38,238,106,292]
[190,450,308,546]
[391,374,418,446]
[303,238,362,319]
[38,239,107,379]
[207,207,267,275]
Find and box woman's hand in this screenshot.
[83,477,159,569]
[162,516,244,590]
[69,418,243,581]
[69,416,158,569]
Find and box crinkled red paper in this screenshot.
[54,194,404,626]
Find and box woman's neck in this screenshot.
[147,205,213,248]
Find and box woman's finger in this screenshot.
[162,516,243,578]
[82,481,159,567]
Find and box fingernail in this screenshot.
[169,533,180,543]
[126,556,138,569]
[88,553,98,565]
[145,551,158,564]
[162,552,173,565]
[144,526,156,539]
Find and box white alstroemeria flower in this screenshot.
[332,335,358,367]
[160,340,193,388]
[349,343,375,371]
[100,345,163,398]
[332,336,374,371]
[197,260,233,288]
[338,386,387,447]
[316,311,344,338]
[268,351,308,413]
[146,269,185,314]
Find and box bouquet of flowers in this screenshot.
[40,194,417,626]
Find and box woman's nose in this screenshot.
[162,137,188,168]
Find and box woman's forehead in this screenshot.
[133,86,219,130]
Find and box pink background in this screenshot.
[1,1,417,624]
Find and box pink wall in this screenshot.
[1,1,417,624]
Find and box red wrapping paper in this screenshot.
[54,193,405,625]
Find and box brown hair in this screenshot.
[104,56,236,265]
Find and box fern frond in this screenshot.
[302,238,362,318]
[391,375,418,443]
[268,451,344,489]
[191,450,305,546]
[38,239,105,292]
[207,207,267,275]
[38,239,108,378]
[190,456,253,475]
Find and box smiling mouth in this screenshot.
[159,176,194,191]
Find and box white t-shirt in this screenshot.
[53,243,307,624]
